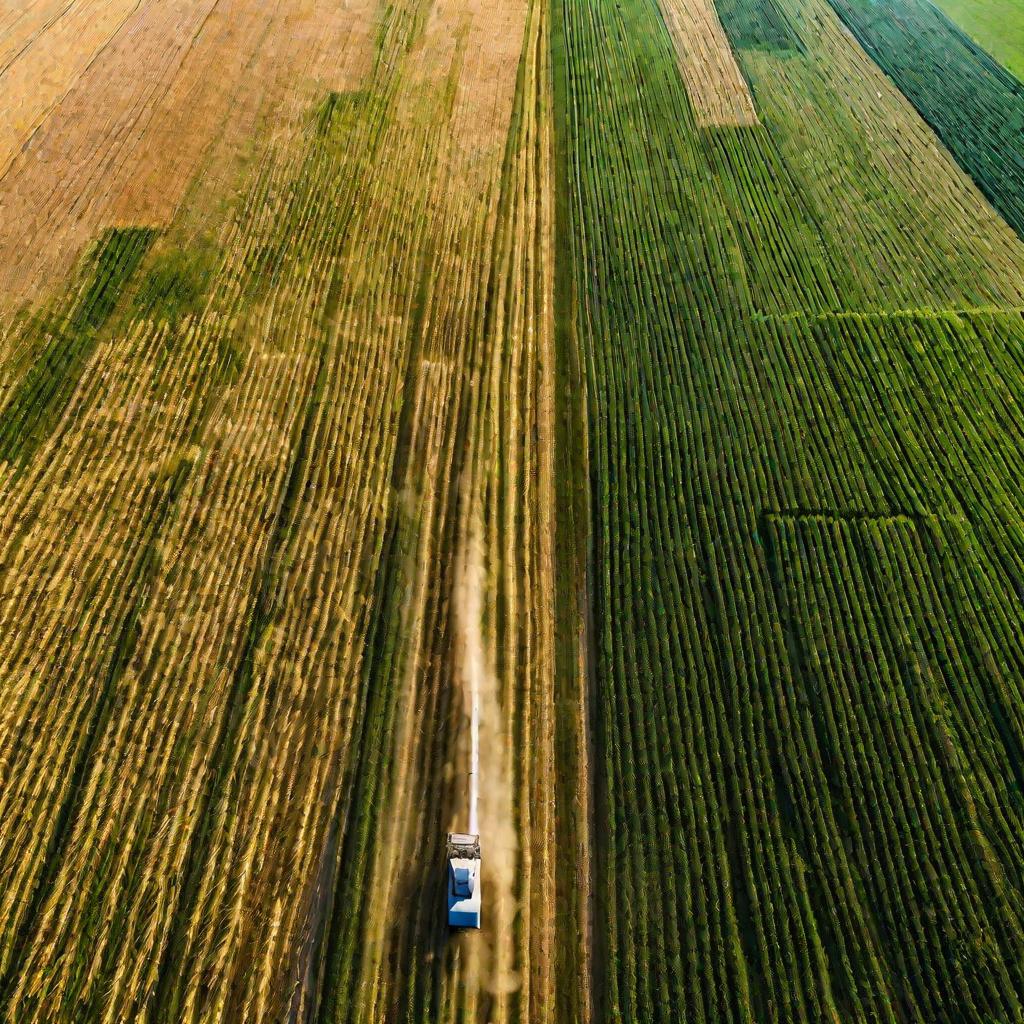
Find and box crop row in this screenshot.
[764,512,1024,1022]
[314,0,578,1018]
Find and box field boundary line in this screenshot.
[748,304,1024,324]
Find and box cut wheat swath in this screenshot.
[657,0,758,125]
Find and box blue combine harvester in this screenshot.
[446,831,481,928]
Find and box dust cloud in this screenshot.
[454,527,520,998]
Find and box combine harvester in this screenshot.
[447,663,482,928]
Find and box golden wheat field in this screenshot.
[0,0,588,1019]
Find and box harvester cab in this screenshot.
[446,832,481,928]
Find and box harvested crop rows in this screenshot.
[0,0,587,1019]
[2,0,1024,1020]
[657,0,759,126]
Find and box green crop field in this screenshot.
[554,0,1024,1018]
[932,0,1024,80]
[0,0,1023,1020]
[825,0,1024,241]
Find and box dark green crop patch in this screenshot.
[716,0,804,54]
[74,228,158,332]
[130,239,219,327]
[0,227,157,469]
[313,90,369,136]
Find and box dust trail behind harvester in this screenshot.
[467,599,480,838]
[454,528,519,1002]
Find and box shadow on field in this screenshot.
[385,814,472,1022]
